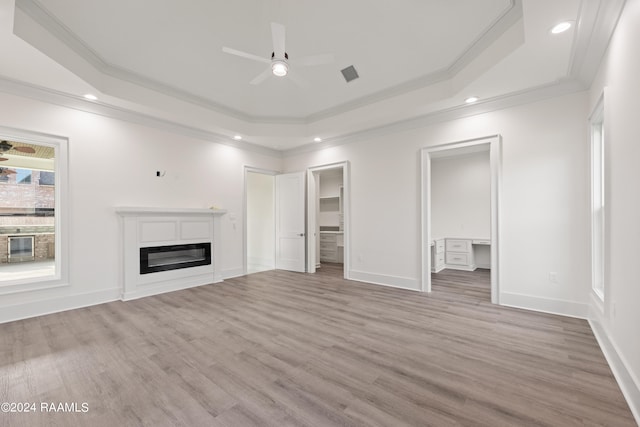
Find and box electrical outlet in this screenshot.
[549,272,558,284]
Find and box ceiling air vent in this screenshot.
[341,65,359,83]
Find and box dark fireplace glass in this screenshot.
[140,243,211,274]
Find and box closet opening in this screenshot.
[421,136,501,304]
[307,162,350,279]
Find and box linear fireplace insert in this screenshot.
[140,243,211,274]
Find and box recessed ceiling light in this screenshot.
[313,137,322,143]
[465,96,479,104]
[551,21,572,34]
[83,94,98,100]
[233,135,242,140]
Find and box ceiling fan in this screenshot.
[222,22,334,85]
[0,140,36,161]
[0,167,16,176]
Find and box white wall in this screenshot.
[284,91,590,316]
[588,0,640,421]
[431,151,490,239]
[246,171,275,272]
[0,91,281,322]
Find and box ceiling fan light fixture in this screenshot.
[272,60,288,77]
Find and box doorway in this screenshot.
[421,136,501,303]
[307,162,350,278]
[244,168,276,274]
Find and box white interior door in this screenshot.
[276,172,306,272]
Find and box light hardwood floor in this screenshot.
[0,265,636,426]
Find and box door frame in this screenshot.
[243,166,278,275]
[307,161,350,279]
[420,135,501,303]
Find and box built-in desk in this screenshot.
[432,238,491,272]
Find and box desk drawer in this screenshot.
[434,252,445,266]
[434,239,445,253]
[446,252,470,266]
[446,239,472,253]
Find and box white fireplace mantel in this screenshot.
[116,207,227,301]
[115,207,227,216]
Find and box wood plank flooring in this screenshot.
[0,265,636,426]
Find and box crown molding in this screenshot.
[15,0,522,125]
[568,0,627,85]
[282,78,587,157]
[0,76,283,158]
[0,74,587,161]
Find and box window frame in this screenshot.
[0,126,69,295]
[590,96,605,302]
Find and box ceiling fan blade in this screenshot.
[13,146,36,154]
[287,70,309,88]
[222,47,270,64]
[291,53,334,67]
[271,22,286,58]
[249,67,273,85]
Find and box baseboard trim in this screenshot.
[121,275,216,301]
[349,270,420,291]
[589,318,640,425]
[0,287,120,324]
[222,268,245,279]
[499,292,589,319]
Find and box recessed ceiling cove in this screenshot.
[13,0,519,122]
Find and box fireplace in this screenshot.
[116,207,226,301]
[140,243,211,274]
[8,235,35,262]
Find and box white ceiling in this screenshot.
[0,0,625,152]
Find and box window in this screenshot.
[39,171,55,186]
[0,129,68,293]
[591,98,605,300]
[16,168,32,184]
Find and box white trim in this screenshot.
[420,135,501,304]
[500,292,589,319]
[589,93,606,302]
[283,80,585,157]
[0,76,282,158]
[243,166,278,275]
[14,0,521,125]
[0,287,120,324]
[0,73,584,160]
[568,0,627,86]
[222,268,246,279]
[349,270,420,291]
[307,161,351,279]
[115,206,227,216]
[121,273,218,301]
[589,319,640,425]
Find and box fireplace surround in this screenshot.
[116,207,226,301]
